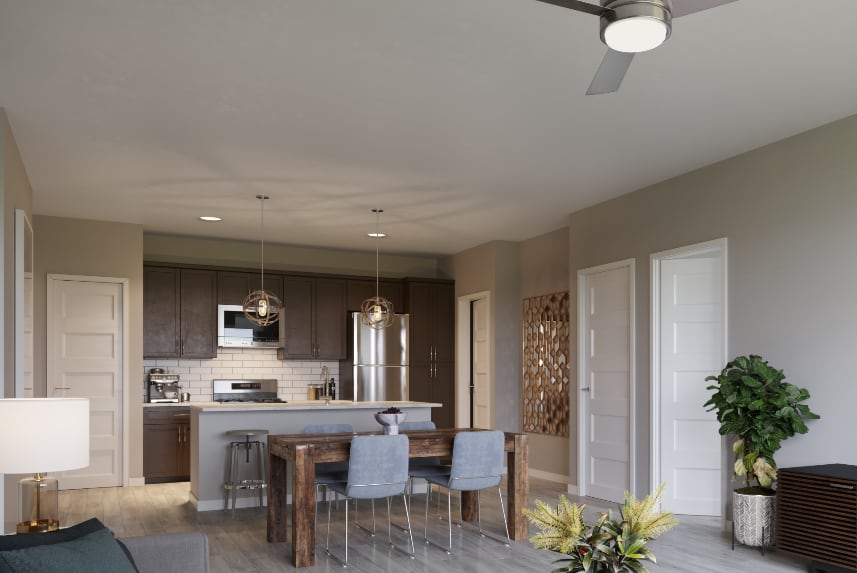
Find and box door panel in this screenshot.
[660,256,722,515]
[281,277,314,358]
[472,297,491,429]
[143,267,179,357]
[314,278,346,359]
[580,262,632,503]
[180,269,217,358]
[49,278,124,489]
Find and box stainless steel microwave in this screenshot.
[217,304,280,348]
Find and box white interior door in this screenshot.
[653,241,725,516]
[471,297,491,428]
[48,276,124,489]
[578,260,635,502]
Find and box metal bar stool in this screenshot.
[223,429,269,515]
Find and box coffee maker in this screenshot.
[148,369,181,403]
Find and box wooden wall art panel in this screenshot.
[522,291,570,437]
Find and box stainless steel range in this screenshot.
[212,379,285,403]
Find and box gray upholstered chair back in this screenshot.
[302,423,353,434]
[399,420,436,431]
[400,420,440,466]
[346,435,409,499]
[449,430,505,491]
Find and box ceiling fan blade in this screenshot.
[671,0,739,18]
[534,0,606,16]
[586,49,634,95]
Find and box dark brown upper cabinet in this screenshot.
[144,266,217,359]
[346,279,404,312]
[217,270,283,306]
[278,277,347,360]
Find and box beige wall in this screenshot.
[33,216,145,485]
[567,112,857,510]
[1,109,34,531]
[145,233,440,278]
[520,227,570,480]
[1,110,33,397]
[439,241,521,433]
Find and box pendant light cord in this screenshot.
[374,209,380,298]
[257,194,267,291]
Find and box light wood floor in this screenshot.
[59,479,812,572]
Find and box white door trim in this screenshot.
[577,258,636,498]
[47,274,130,487]
[649,238,728,497]
[455,291,492,429]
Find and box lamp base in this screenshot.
[17,474,60,534]
[16,518,60,534]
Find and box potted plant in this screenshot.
[704,354,819,548]
[524,484,677,572]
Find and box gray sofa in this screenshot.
[121,531,209,573]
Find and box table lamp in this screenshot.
[0,398,90,533]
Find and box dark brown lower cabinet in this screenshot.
[777,464,857,572]
[410,362,455,429]
[143,407,190,483]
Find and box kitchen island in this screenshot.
[188,400,439,511]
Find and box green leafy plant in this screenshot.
[704,354,819,493]
[524,484,678,573]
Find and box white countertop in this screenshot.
[187,400,441,413]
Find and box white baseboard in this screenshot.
[528,469,569,484]
[566,484,580,495]
[127,477,145,487]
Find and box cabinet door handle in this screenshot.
[177,427,182,444]
[181,340,185,355]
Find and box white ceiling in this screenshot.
[2,0,857,256]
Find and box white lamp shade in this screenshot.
[604,17,669,53]
[0,398,90,474]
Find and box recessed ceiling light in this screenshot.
[367,232,386,238]
[199,216,222,222]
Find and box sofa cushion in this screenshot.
[0,518,138,573]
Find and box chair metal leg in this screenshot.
[402,493,416,557]
[230,443,238,516]
[257,442,266,507]
[447,488,453,553]
[497,486,511,546]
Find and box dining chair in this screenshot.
[399,420,448,504]
[302,424,353,523]
[325,434,415,566]
[422,430,510,554]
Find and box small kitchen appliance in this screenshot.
[212,379,285,403]
[148,370,181,403]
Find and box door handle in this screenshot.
[580,387,591,392]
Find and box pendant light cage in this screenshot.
[360,208,395,330]
[243,195,283,326]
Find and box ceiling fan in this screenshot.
[535,0,738,94]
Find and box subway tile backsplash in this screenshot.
[143,347,339,402]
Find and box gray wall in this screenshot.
[567,113,857,506]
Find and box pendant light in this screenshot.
[360,208,395,329]
[243,195,283,326]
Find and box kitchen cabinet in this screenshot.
[346,279,404,312]
[217,270,283,306]
[144,266,217,358]
[278,276,347,360]
[405,279,455,427]
[143,407,190,483]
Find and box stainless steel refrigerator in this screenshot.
[341,312,409,401]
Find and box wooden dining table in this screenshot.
[266,428,529,568]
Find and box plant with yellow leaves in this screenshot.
[524,483,678,573]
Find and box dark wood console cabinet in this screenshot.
[143,407,191,484]
[777,464,857,572]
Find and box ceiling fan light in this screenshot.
[604,17,668,53]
